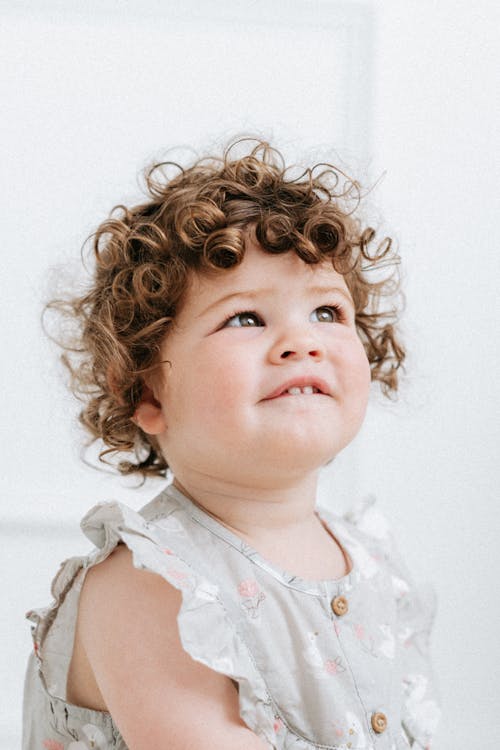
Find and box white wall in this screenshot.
[360,1,500,747]
[1,1,499,748]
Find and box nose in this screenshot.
[268,324,325,364]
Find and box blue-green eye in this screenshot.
[310,306,339,323]
[223,311,263,328]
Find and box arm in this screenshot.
[78,544,270,750]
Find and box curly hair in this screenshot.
[47,138,405,478]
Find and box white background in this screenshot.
[1,1,499,747]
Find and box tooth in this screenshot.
[287,387,302,395]
[302,386,314,395]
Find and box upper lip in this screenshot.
[262,376,332,400]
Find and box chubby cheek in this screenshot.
[173,344,251,427]
[336,338,372,415]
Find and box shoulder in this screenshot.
[82,539,178,602]
[78,542,184,698]
[79,542,183,647]
[78,543,267,749]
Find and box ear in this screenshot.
[133,384,167,435]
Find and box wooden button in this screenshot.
[371,712,387,734]
[331,595,348,616]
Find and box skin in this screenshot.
[69,238,373,749]
[135,237,372,564]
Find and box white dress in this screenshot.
[23,483,441,749]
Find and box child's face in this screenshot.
[141,239,371,487]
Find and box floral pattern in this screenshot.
[42,741,64,750]
[238,578,266,620]
[23,488,440,750]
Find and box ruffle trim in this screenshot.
[343,496,441,748]
[26,495,440,750]
[28,501,281,747]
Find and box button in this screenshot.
[331,595,348,616]
[371,712,387,734]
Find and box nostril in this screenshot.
[280,349,322,359]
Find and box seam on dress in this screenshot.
[184,511,374,748]
[144,513,390,749]
[327,591,375,743]
[271,698,376,750]
[188,512,325,598]
[137,513,360,749]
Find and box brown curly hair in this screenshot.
[47,138,405,478]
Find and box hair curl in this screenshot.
[47,138,405,478]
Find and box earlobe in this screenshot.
[133,385,167,435]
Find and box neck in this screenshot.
[172,470,322,545]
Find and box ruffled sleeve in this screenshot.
[80,501,276,747]
[344,496,441,748]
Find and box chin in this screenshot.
[256,439,340,475]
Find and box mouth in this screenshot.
[263,378,331,400]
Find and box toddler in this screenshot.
[23,139,440,750]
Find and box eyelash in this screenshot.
[220,304,347,329]
[219,309,263,328]
[314,304,346,323]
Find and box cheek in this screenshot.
[170,343,252,423]
[356,344,372,390]
[337,338,372,400]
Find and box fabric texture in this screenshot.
[23,483,440,749]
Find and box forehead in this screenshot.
[182,241,351,313]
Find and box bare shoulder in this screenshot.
[77,544,268,750]
[81,542,181,614]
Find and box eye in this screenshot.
[222,311,264,328]
[310,305,341,323]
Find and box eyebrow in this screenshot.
[196,285,354,318]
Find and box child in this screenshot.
[23,139,440,750]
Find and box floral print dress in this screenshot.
[23,483,440,749]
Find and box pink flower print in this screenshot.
[273,717,283,733]
[238,579,259,597]
[403,630,417,649]
[238,579,266,620]
[331,720,344,738]
[325,659,338,675]
[354,623,365,640]
[167,568,191,590]
[324,656,346,675]
[162,547,174,555]
[350,621,377,657]
[169,569,187,580]
[333,621,341,636]
[43,741,64,750]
